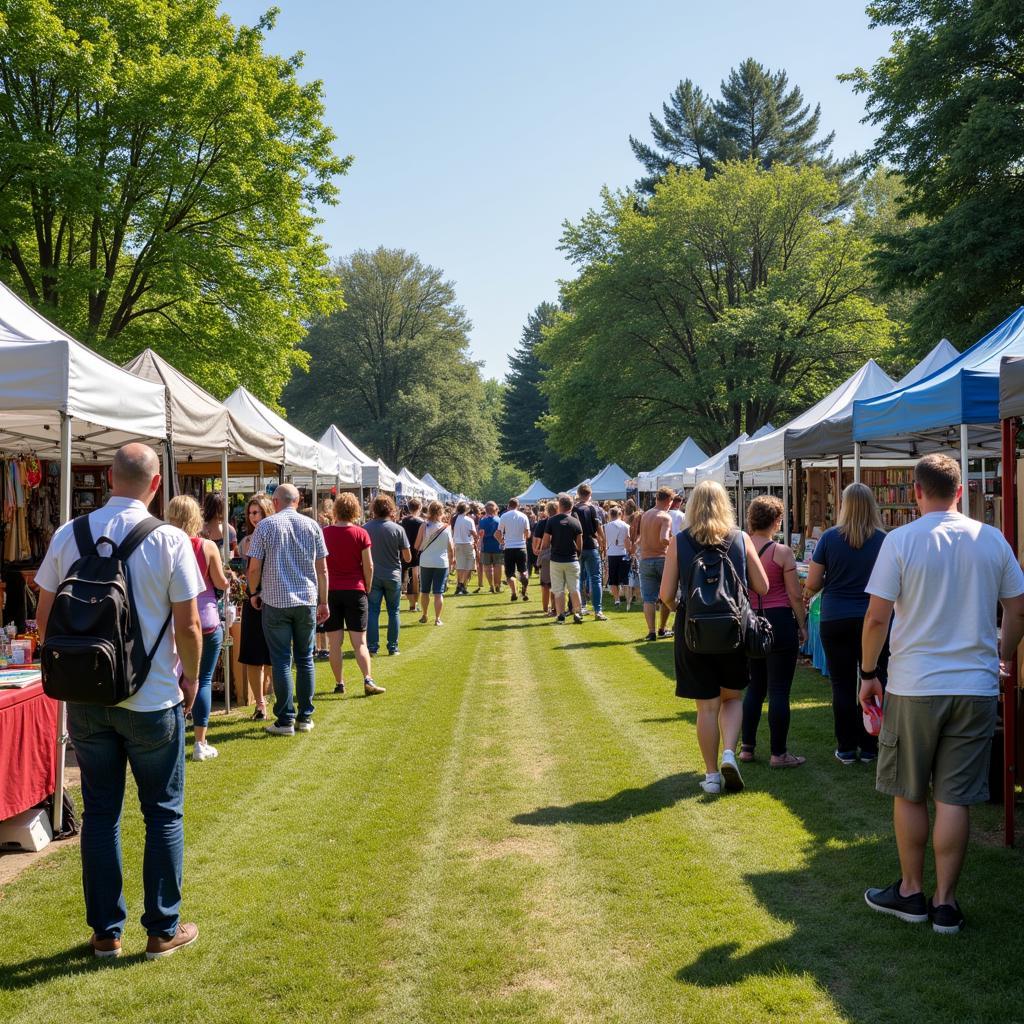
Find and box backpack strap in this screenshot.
[72,514,97,558]
[116,517,165,561]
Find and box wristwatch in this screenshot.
[859,666,879,680]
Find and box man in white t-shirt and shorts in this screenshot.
[860,453,1024,934]
[497,497,531,602]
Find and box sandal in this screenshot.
[770,752,806,769]
[738,745,755,763]
[418,615,428,624]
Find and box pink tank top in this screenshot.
[749,540,791,610]
[190,537,221,633]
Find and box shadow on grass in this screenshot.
[554,639,643,650]
[513,771,701,826]
[639,710,698,724]
[0,947,148,989]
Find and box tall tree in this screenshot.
[283,247,496,495]
[499,301,596,488]
[0,0,348,400]
[630,58,837,193]
[542,162,894,463]
[843,0,1024,347]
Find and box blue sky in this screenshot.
[219,0,892,380]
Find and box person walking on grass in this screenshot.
[167,495,232,763]
[805,483,889,766]
[574,483,607,620]
[364,495,411,656]
[639,486,676,641]
[534,499,556,616]
[238,494,275,721]
[452,501,479,596]
[247,483,329,737]
[401,498,424,613]
[659,480,769,795]
[36,444,204,960]
[416,500,455,625]
[540,494,584,624]
[739,496,807,769]
[860,454,1024,935]
[604,505,631,608]
[472,503,486,592]
[323,493,385,697]
[497,497,531,602]
[477,501,503,593]
[668,492,687,536]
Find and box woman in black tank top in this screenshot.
[659,482,768,796]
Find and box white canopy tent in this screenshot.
[319,425,397,495]
[396,467,438,501]
[515,479,557,504]
[223,387,357,494]
[686,425,780,488]
[587,463,631,501]
[420,472,455,502]
[637,437,708,492]
[895,338,959,389]
[0,282,172,835]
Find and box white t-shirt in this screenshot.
[668,509,687,537]
[604,519,630,557]
[419,522,451,569]
[498,509,530,549]
[452,514,477,546]
[866,511,1024,697]
[36,497,204,712]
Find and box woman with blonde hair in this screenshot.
[659,480,769,795]
[805,482,888,765]
[415,500,455,626]
[168,494,232,761]
[238,493,275,719]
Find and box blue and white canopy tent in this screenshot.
[515,479,557,504]
[853,310,1024,497]
[636,437,708,492]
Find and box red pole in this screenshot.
[1000,417,1018,847]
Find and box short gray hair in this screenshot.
[112,443,159,490]
[274,483,300,507]
[557,492,573,511]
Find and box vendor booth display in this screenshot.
[0,667,55,826]
[637,437,708,492]
[396,467,437,502]
[319,425,397,493]
[420,473,456,502]
[515,479,557,504]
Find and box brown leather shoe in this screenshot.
[145,922,198,960]
[90,934,121,958]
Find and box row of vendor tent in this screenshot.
[637,437,708,491]
[319,424,396,491]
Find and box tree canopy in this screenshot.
[283,247,497,496]
[0,0,348,400]
[844,0,1024,347]
[541,161,894,464]
[630,58,838,193]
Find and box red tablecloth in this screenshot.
[0,678,57,821]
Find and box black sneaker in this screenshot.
[573,612,583,624]
[929,899,965,935]
[645,632,657,642]
[864,881,928,924]
[250,707,267,721]
[657,628,674,639]
[859,751,876,765]
[510,593,518,602]
[835,749,858,766]
[333,682,346,695]
[555,614,566,623]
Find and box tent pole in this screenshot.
[837,455,844,518]
[960,423,970,517]
[52,413,73,835]
[162,443,171,510]
[221,449,231,714]
[311,470,318,512]
[258,461,264,494]
[853,442,862,484]
[358,465,365,519]
[782,461,791,547]
[1000,417,1018,847]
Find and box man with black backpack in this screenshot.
[35,444,204,961]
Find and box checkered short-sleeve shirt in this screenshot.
[248,508,327,608]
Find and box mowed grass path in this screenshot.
[2,590,1022,1024]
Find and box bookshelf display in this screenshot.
[71,466,110,518]
[861,467,918,528]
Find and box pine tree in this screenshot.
[630,58,838,193]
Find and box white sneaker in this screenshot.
[265,723,295,736]
[192,741,218,762]
[700,773,722,795]
[720,750,744,792]
[295,719,315,733]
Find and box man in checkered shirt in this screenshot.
[247,483,329,736]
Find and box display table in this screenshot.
[0,671,57,822]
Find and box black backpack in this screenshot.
[41,515,172,706]
[682,532,750,655]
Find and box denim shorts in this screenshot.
[420,566,449,595]
[639,557,666,604]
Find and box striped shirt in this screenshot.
[248,508,327,608]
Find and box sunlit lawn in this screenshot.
[1,589,1020,1023]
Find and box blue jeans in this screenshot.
[66,703,185,939]
[368,577,402,653]
[193,626,223,729]
[580,548,603,614]
[262,604,316,726]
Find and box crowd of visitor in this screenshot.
[28,443,1024,958]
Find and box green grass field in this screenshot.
[1,590,1021,1024]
